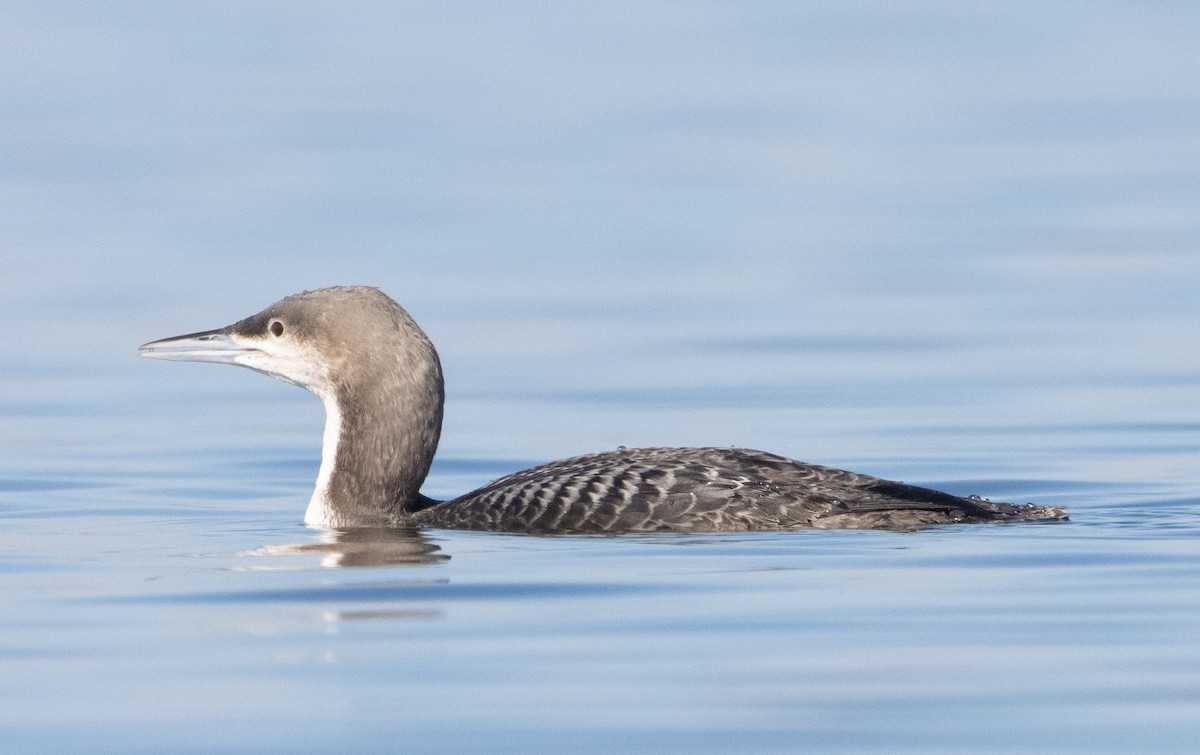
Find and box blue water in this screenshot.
[4,2,1200,752]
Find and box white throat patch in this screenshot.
[304,392,342,528]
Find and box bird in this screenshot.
[139,286,1067,533]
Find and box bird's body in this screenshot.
[139,286,1067,532]
[419,446,1059,533]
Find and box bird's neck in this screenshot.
[304,358,444,528]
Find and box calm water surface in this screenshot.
[4,2,1200,752]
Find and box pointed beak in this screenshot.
[138,328,259,365]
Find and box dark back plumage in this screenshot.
[417,447,1066,533]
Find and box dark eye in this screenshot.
[270,320,284,337]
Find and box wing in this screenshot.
[416,447,1065,533]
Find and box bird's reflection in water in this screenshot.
[254,526,448,568]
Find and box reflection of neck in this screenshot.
[304,355,444,528]
[260,526,447,568]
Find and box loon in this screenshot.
[139,286,1067,532]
